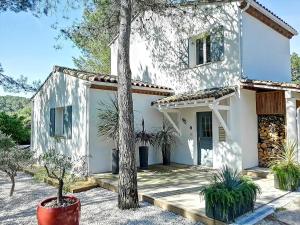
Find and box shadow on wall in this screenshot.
[33,72,86,162]
[132,3,241,93]
[215,141,242,171]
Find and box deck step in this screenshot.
[243,167,273,179]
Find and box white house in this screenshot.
[32,0,300,173]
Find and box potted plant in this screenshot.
[154,121,177,165]
[200,166,261,223]
[98,96,119,174]
[0,131,33,196]
[37,149,81,225]
[135,119,155,169]
[270,141,300,191]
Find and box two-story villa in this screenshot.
[31,0,299,173]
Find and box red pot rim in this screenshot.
[38,195,80,209]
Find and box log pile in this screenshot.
[257,115,285,167]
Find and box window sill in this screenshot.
[181,60,223,71]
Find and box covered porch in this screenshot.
[151,86,237,169]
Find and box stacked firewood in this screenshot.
[257,115,285,167]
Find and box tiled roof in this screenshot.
[53,66,173,91]
[152,86,236,105]
[240,79,300,90]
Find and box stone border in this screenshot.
[23,168,98,193]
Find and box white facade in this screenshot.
[88,89,164,173]
[31,71,170,173]
[32,1,298,173]
[241,12,291,82]
[109,1,297,171]
[31,72,88,160]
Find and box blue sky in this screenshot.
[0,0,300,97]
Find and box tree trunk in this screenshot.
[117,0,139,209]
[57,179,64,206]
[9,175,15,197]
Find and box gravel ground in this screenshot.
[0,173,202,225]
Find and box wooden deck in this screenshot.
[91,164,289,225]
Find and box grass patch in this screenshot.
[24,165,97,193]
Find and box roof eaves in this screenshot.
[247,0,298,35]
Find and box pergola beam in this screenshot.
[162,111,181,136]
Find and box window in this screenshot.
[187,26,224,68]
[49,106,72,139]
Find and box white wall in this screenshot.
[31,72,88,160]
[242,12,291,82]
[88,88,164,173]
[111,2,241,93]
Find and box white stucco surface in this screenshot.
[241,12,291,82]
[111,2,241,93]
[31,72,88,160]
[88,88,164,173]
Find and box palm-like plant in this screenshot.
[98,96,119,148]
[270,141,300,191]
[135,119,155,169]
[200,166,261,223]
[154,121,177,165]
[135,119,154,146]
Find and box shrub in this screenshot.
[271,141,300,191]
[200,166,261,223]
[0,111,30,144]
[0,131,33,196]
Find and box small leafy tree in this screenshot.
[39,148,88,206]
[40,149,72,206]
[0,131,33,196]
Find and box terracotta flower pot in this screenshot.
[37,196,81,225]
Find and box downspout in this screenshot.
[239,0,250,79]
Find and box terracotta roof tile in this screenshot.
[53,66,173,91]
[152,86,237,105]
[240,79,300,90]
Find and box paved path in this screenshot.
[0,172,202,225]
[256,195,300,225]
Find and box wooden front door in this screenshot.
[197,112,213,166]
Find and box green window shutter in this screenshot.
[63,106,72,139]
[211,25,224,62]
[50,108,55,137]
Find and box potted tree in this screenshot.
[37,149,81,225]
[135,119,155,169]
[0,131,33,196]
[271,141,300,191]
[154,121,177,165]
[98,96,119,174]
[200,166,261,223]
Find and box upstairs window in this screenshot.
[186,26,224,68]
[50,106,72,139]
